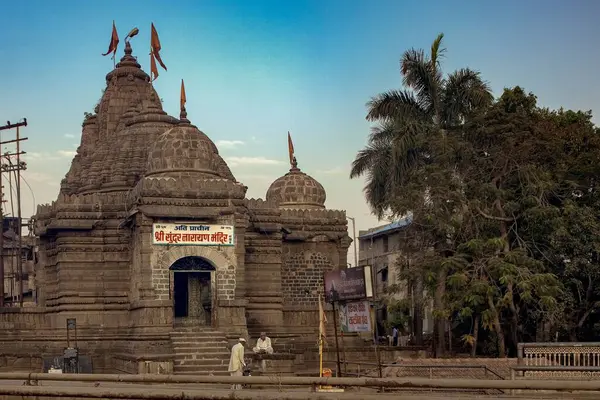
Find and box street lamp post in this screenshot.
[347,216,358,267]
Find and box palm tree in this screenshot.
[350,33,493,354]
[351,33,492,215]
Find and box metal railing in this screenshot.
[0,372,599,392]
[511,365,600,379]
[518,342,600,367]
[340,361,505,394]
[341,360,504,380]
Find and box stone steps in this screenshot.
[172,342,228,349]
[170,326,232,376]
[175,359,229,366]
[175,371,231,376]
[173,350,230,357]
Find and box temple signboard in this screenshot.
[339,301,372,333]
[323,266,373,303]
[152,223,234,246]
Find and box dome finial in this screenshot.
[124,40,132,56]
[291,156,299,171]
[179,79,190,124]
[179,107,190,124]
[114,40,139,68]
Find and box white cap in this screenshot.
[239,338,246,342]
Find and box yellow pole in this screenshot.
[319,295,323,378]
[319,337,323,378]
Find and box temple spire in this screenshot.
[179,79,190,124]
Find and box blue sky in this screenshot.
[1,0,599,265]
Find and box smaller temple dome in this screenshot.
[266,158,326,209]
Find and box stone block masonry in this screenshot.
[0,40,358,375]
[282,250,335,308]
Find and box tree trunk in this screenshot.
[506,285,519,352]
[434,268,447,357]
[488,296,506,358]
[413,274,424,345]
[471,315,479,357]
[448,320,452,354]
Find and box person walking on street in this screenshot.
[228,338,246,390]
[392,326,399,346]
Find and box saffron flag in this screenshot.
[150,52,159,82]
[319,294,328,339]
[150,23,167,71]
[287,131,295,166]
[180,79,187,111]
[102,21,119,58]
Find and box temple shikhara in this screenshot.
[0,36,353,374]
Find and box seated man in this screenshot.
[252,332,274,354]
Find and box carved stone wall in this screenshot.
[282,249,334,308]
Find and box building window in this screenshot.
[381,266,388,283]
[382,235,389,253]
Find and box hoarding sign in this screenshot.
[323,265,372,303]
[339,301,372,333]
[152,223,234,246]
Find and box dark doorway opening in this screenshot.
[173,272,189,318]
[169,257,215,326]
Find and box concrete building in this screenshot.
[358,216,433,339]
[1,220,36,306]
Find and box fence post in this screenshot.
[510,368,516,396]
[429,367,433,392]
[517,343,524,365]
[377,350,383,393]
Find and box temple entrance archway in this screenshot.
[169,256,216,327]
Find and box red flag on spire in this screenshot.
[287,131,295,166]
[150,52,159,82]
[150,23,167,71]
[102,21,119,59]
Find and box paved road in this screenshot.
[0,379,599,399]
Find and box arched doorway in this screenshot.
[169,256,215,327]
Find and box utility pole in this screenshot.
[0,119,28,307]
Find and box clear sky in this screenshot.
[1,0,599,265]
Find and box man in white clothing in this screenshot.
[253,332,274,354]
[228,338,246,390]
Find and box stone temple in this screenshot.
[0,42,352,374]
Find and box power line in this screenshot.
[0,118,28,308]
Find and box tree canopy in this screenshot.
[351,34,600,357]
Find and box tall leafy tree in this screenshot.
[350,33,493,354]
[447,88,598,355]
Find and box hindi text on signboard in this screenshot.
[152,223,234,246]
